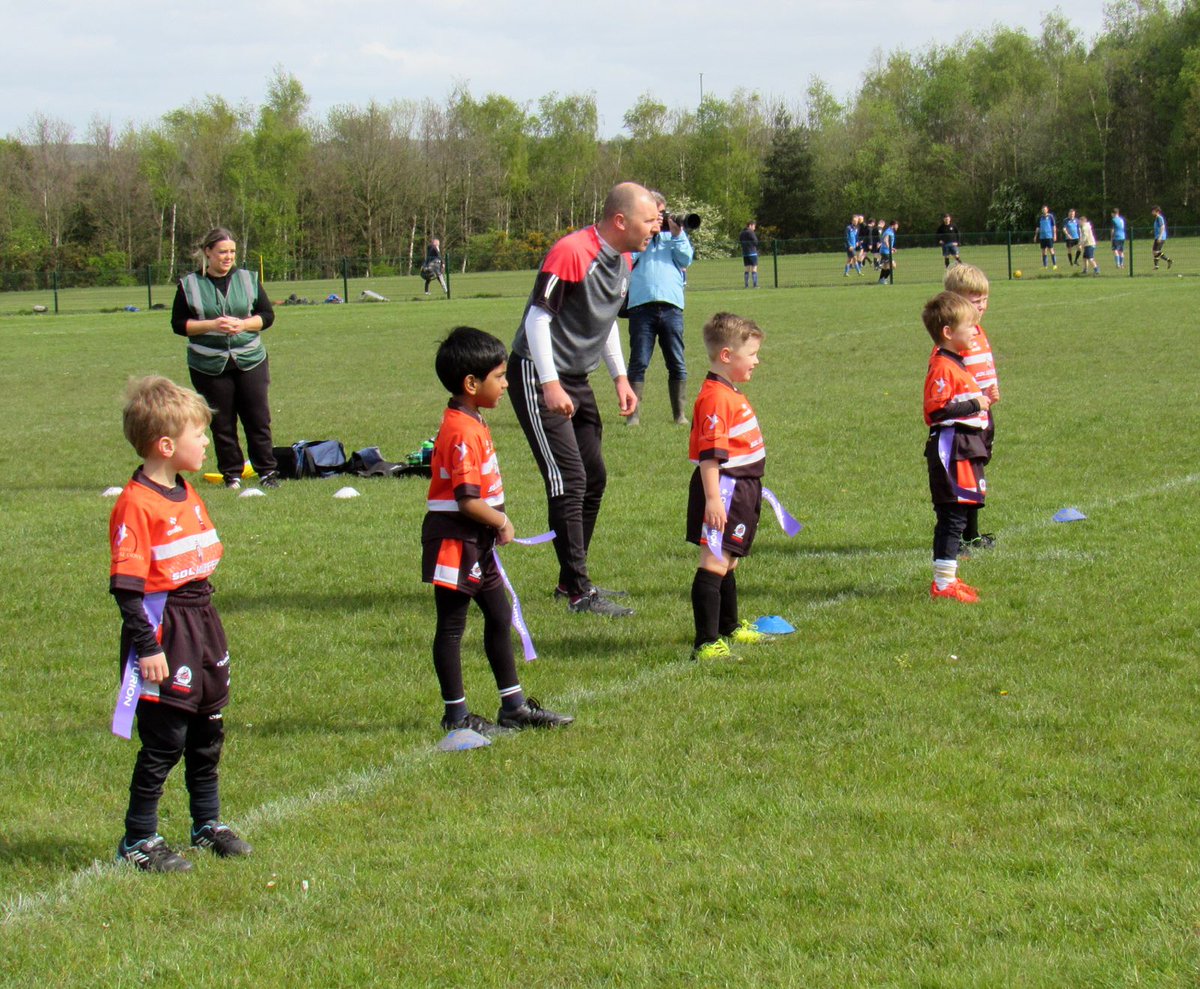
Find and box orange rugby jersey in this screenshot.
[109,475,222,593]
[924,350,989,430]
[930,325,997,391]
[426,404,505,515]
[689,373,765,477]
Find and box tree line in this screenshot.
[1,1,1197,285]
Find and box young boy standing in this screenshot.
[110,377,251,872]
[1151,206,1173,270]
[687,313,771,660]
[942,263,999,551]
[422,326,573,733]
[922,293,994,603]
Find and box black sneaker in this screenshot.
[553,584,628,600]
[191,822,253,858]
[440,711,503,736]
[497,698,574,730]
[224,477,242,490]
[258,470,282,489]
[117,834,193,873]
[567,588,634,617]
[963,533,997,551]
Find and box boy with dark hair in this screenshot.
[111,376,251,872]
[936,214,961,267]
[686,313,771,660]
[921,293,995,603]
[942,263,999,551]
[423,326,574,733]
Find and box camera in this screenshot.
[661,211,702,232]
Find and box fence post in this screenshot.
[53,269,59,314]
[1006,231,1012,280]
[342,257,349,302]
[444,252,451,300]
[1127,228,1134,277]
[146,264,153,309]
[772,240,779,288]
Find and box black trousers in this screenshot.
[125,701,224,841]
[933,503,970,561]
[509,355,606,595]
[433,582,518,703]
[190,357,277,481]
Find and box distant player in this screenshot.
[110,376,252,872]
[422,326,574,734]
[1062,209,1081,267]
[1110,209,1126,269]
[936,214,961,267]
[878,220,898,285]
[1036,205,1057,269]
[844,215,861,276]
[921,293,995,603]
[687,313,772,660]
[1151,206,1173,270]
[740,221,759,288]
[1079,216,1100,275]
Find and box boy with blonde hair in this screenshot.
[686,313,771,659]
[922,293,995,602]
[110,376,250,872]
[942,263,1000,551]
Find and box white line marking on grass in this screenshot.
[6,474,1196,927]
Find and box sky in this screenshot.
[4,0,1110,141]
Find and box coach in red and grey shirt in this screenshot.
[509,182,660,617]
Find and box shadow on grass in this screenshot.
[0,832,94,868]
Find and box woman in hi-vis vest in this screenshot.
[171,228,280,489]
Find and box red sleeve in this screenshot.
[109,491,150,593]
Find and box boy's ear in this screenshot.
[153,435,174,458]
[462,374,478,396]
[718,345,733,364]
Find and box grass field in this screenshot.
[1,275,1198,987]
[0,234,1194,316]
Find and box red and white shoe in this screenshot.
[930,579,980,603]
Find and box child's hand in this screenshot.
[496,515,515,546]
[139,652,169,684]
[985,384,1000,404]
[977,392,992,411]
[704,497,727,533]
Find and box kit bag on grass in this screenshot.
[272,440,348,479]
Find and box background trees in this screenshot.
[3,3,1199,281]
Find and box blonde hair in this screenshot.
[703,312,763,358]
[921,292,979,344]
[122,376,212,458]
[943,263,989,296]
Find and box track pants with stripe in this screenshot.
[509,355,606,596]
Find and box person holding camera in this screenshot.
[625,191,695,426]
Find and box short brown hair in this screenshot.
[921,292,978,344]
[122,376,212,458]
[703,312,763,358]
[943,262,989,296]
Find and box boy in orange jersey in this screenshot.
[922,293,996,603]
[422,326,573,734]
[110,377,251,872]
[942,263,1000,551]
[686,313,773,660]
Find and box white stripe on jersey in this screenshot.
[150,529,221,561]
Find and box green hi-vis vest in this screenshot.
[180,269,266,375]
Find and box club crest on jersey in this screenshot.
[172,665,194,691]
[166,517,182,536]
[731,523,747,543]
[467,562,483,584]
[934,376,947,393]
[702,413,725,438]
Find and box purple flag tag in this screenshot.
[703,476,738,557]
[762,488,803,536]
[492,530,554,662]
[112,592,167,739]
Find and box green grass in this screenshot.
[1,276,1198,987]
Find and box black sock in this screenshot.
[718,570,739,637]
[692,569,723,647]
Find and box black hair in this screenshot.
[435,326,507,394]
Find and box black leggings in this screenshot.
[433,584,518,704]
[933,503,970,561]
[190,357,277,481]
